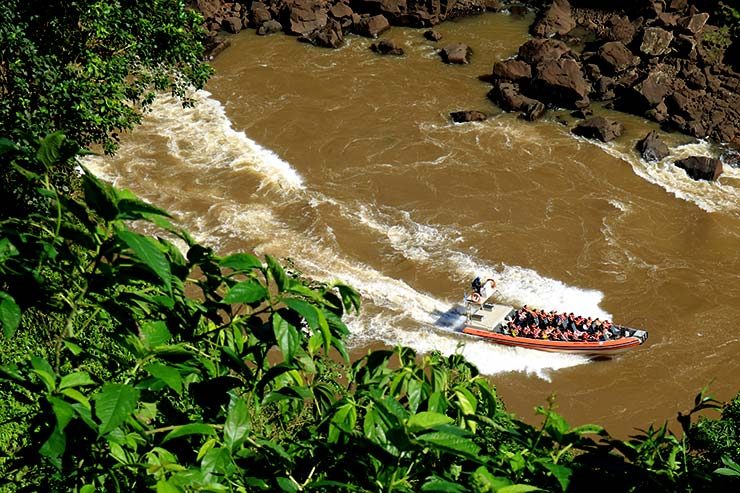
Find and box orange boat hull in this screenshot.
[462,326,644,356]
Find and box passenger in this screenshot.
[471,277,482,294]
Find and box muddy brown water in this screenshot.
[87,12,740,437]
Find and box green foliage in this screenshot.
[2,135,740,491]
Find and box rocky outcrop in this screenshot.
[492,59,532,82]
[673,156,723,181]
[357,14,390,38]
[637,131,670,161]
[450,110,487,122]
[488,82,546,121]
[531,0,575,38]
[370,39,404,56]
[440,43,472,64]
[572,117,624,142]
[530,58,590,108]
[424,30,442,42]
[299,19,344,48]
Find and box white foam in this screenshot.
[85,90,304,192]
[584,137,740,215]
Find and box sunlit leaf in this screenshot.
[0,292,21,338]
[94,383,139,435]
[220,253,262,272]
[146,363,182,395]
[407,412,453,433]
[223,279,267,304]
[162,424,218,443]
[224,399,250,452]
[265,255,288,292]
[272,312,300,362]
[59,371,95,390]
[117,229,172,291]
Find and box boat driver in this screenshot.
[471,277,482,294]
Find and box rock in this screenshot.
[300,19,344,48]
[205,37,231,59]
[531,0,576,38]
[673,156,723,180]
[510,5,528,17]
[673,33,697,59]
[329,3,353,19]
[287,0,328,36]
[258,19,283,35]
[531,58,590,108]
[251,5,273,27]
[571,108,592,119]
[669,0,688,11]
[196,0,222,20]
[424,30,442,42]
[517,38,571,65]
[596,41,638,74]
[637,131,670,161]
[370,39,404,55]
[488,82,546,121]
[221,16,243,34]
[572,116,624,142]
[640,27,674,56]
[492,59,532,82]
[679,12,709,34]
[440,43,472,64]
[634,69,671,106]
[606,15,636,44]
[450,110,487,122]
[357,14,390,38]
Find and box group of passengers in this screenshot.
[502,306,621,342]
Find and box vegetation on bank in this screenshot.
[1,1,740,491]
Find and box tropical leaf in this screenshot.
[265,255,288,292]
[0,292,21,338]
[416,431,481,459]
[407,412,454,433]
[162,423,218,443]
[220,252,262,272]
[59,371,95,390]
[223,279,267,304]
[93,383,140,435]
[272,312,300,362]
[224,399,250,452]
[116,229,172,291]
[146,363,183,395]
[36,131,66,167]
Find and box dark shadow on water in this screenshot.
[432,304,466,331]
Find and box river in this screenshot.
[86,12,740,437]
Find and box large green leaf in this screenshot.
[272,312,300,362]
[94,383,140,435]
[407,412,453,433]
[415,431,481,459]
[265,255,288,292]
[116,229,172,291]
[146,363,182,395]
[220,253,262,272]
[0,292,21,339]
[223,279,267,304]
[141,320,172,349]
[59,371,95,390]
[82,171,119,221]
[540,462,572,492]
[224,399,250,452]
[0,137,17,155]
[36,132,65,167]
[283,298,331,351]
[421,478,467,492]
[162,423,218,443]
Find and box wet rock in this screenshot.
[492,59,532,82]
[488,82,546,121]
[673,156,723,181]
[531,58,590,108]
[596,41,638,74]
[424,29,442,42]
[572,116,624,142]
[450,110,487,122]
[640,27,674,56]
[571,108,592,119]
[637,131,670,161]
[300,19,344,48]
[440,43,472,64]
[510,5,528,17]
[531,0,576,38]
[518,38,571,65]
[679,12,709,34]
[222,16,243,34]
[356,14,390,38]
[370,39,404,56]
[258,19,283,35]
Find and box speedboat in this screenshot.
[461,279,648,356]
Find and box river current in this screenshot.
[86,12,740,436]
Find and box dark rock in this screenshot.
[637,130,670,161]
[518,38,571,65]
[357,14,390,38]
[424,29,442,41]
[222,16,243,34]
[640,27,674,56]
[673,156,723,180]
[633,69,671,107]
[440,43,472,64]
[606,15,636,44]
[531,0,576,38]
[668,0,688,11]
[286,0,328,36]
[679,13,709,34]
[370,39,404,56]
[300,19,344,48]
[673,33,697,59]
[329,3,353,19]
[657,12,680,27]
[205,37,231,59]
[450,110,487,122]
[594,76,616,100]
[488,82,546,121]
[258,19,283,35]
[596,41,638,74]
[510,5,528,17]
[196,0,222,20]
[492,59,532,82]
[531,58,590,108]
[572,116,624,142]
[571,108,592,119]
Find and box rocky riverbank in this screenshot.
[189,0,739,161]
